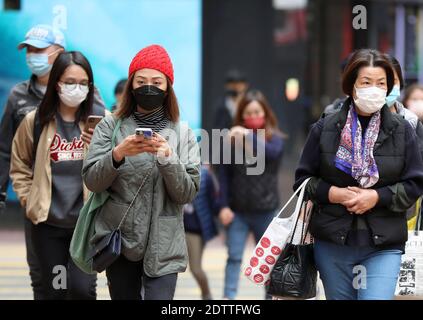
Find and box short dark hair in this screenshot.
[114,78,127,95]
[341,49,394,97]
[38,51,95,128]
[225,69,247,84]
[384,55,404,90]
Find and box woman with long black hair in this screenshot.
[10,51,106,299]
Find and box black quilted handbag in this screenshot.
[267,201,317,299]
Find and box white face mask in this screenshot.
[58,83,89,108]
[408,100,423,120]
[354,86,387,114]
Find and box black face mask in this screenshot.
[226,89,239,98]
[133,85,166,111]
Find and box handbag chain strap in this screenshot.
[110,116,152,231]
[117,168,153,230]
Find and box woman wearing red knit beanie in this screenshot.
[82,45,201,300]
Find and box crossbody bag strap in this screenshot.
[109,116,150,230]
[117,168,152,230]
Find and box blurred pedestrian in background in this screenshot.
[294,49,423,300]
[383,55,423,227]
[402,83,423,122]
[0,24,65,300]
[82,44,201,300]
[0,24,105,300]
[217,90,284,299]
[111,78,127,112]
[384,55,421,133]
[10,51,105,299]
[183,164,219,300]
[323,55,352,115]
[213,69,249,131]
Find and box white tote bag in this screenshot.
[395,211,423,299]
[243,177,311,286]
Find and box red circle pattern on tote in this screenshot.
[261,237,271,248]
[255,247,264,257]
[245,267,252,276]
[254,274,264,283]
[260,265,270,274]
[250,257,259,267]
[271,246,281,255]
[265,255,276,265]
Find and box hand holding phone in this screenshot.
[84,115,103,132]
[135,128,153,139]
[82,115,103,145]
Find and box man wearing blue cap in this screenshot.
[0,24,105,299]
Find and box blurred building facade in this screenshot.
[307,0,423,122]
[202,0,423,153]
[1,0,423,206]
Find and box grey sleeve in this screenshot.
[82,116,120,193]
[93,86,106,110]
[156,126,201,205]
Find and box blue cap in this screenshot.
[18,24,66,50]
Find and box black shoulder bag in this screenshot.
[90,168,153,273]
[267,200,317,299]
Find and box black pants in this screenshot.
[24,217,44,300]
[31,222,97,300]
[106,255,178,300]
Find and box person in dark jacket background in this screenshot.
[218,90,284,300]
[111,78,127,112]
[294,49,423,300]
[183,165,219,300]
[212,69,249,131]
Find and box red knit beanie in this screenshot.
[128,44,174,84]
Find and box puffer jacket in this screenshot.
[82,114,201,277]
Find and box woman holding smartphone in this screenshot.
[217,90,285,300]
[82,45,201,300]
[10,51,106,299]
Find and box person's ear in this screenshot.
[352,85,357,100]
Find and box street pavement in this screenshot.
[0,230,265,300]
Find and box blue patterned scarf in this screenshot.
[334,105,381,188]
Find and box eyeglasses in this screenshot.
[59,81,90,92]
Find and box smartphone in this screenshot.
[84,115,103,132]
[135,128,153,139]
